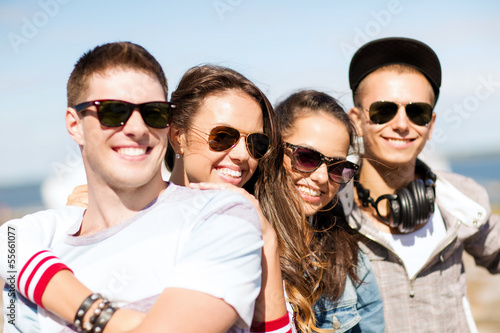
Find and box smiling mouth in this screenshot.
[297,185,321,197]
[116,147,149,156]
[216,167,242,179]
[386,138,413,146]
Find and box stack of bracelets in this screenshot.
[73,293,119,333]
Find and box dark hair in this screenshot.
[278,90,355,145]
[275,90,361,312]
[67,41,168,107]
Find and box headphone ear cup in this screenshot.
[415,158,437,218]
[397,188,416,233]
[387,196,401,229]
[408,179,427,225]
[426,185,436,214]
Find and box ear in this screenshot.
[425,112,437,141]
[167,123,185,154]
[66,107,85,145]
[349,106,364,137]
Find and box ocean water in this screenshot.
[0,155,499,217]
[448,155,500,205]
[0,183,45,224]
[0,183,43,209]
[449,153,499,180]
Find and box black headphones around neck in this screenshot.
[355,159,437,233]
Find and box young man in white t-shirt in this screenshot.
[344,37,500,332]
[1,42,262,333]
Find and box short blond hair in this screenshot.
[353,64,436,107]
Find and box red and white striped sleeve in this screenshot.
[17,250,73,307]
[0,208,82,307]
[250,313,293,333]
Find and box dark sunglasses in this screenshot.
[73,99,176,129]
[365,101,433,126]
[285,143,359,184]
[195,125,270,160]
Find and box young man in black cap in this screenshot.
[345,37,500,332]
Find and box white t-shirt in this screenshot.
[1,183,263,332]
[379,203,446,279]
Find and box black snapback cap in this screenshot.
[349,37,442,101]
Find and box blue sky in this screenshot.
[1,0,499,186]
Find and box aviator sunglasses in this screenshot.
[285,143,359,184]
[194,125,270,160]
[73,99,176,128]
[365,101,433,126]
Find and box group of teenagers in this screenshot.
[2,36,500,333]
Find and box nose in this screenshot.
[309,162,330,185]
[391,105,411,132]
[228,136,250,162]
[121,109,149,138]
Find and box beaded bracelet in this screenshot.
[74,293,102,332]
[92,304,119,333]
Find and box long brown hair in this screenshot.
[275,90,361,331]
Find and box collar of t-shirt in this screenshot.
[378,203,446,279]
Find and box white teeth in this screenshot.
[388,139,409,146]
[117,147,147,156]
[297,185,320,197]
[216,168,242,178]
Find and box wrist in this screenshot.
[251,313,292,333]
[73,293,118,333]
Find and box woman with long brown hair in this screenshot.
[275,90,384,332]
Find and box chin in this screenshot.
[304,205,320,218]
[112,170,160,187]
[114,178,153,189]
[367,150,419,168]
[388,153,421,166]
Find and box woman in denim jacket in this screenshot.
[276,90,385,332]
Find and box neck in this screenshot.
[358,159,416,198]
[79,174,167,236]
[169,160,188,186]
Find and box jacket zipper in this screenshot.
[360,220,459,298]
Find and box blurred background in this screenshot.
[1,0,499,331]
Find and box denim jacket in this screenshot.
[314,251,385,332]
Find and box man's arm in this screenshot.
[437,171,500,273]
[0,210,145,332]
[464,213,500,273]
[129,288,238,333]
[0,209,79,303]
[42,270,145,332]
